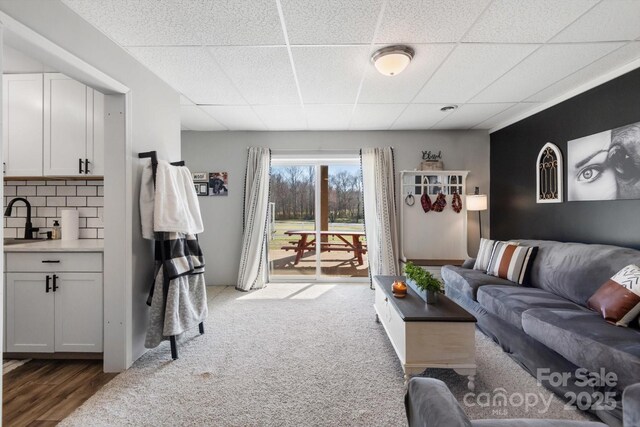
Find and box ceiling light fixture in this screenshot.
[371,45,414,76]
[440,105,458,112]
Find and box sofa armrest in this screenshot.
[623,382,640,427]
[405,378,471,427]
[461,258,476,269]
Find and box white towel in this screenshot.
[153,160,204,235]
[140,162,155,240]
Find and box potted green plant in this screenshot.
[404,261,442,304]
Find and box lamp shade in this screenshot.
[466,194,487,211]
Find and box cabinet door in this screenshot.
[5,273,55,353]
[44,73,87,176]
[54,273,103,352]
[86,89,104,176]
[2,74,44,176]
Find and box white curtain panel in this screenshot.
[237,147,271,291]
[361,147,400,278]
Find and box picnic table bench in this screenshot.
[281,230,367,265]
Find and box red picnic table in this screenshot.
[281,230,368,266]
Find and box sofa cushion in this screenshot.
[477,286,586,330]
[522,308,640,389]
[441,265,515,301]
[512,240,640,308]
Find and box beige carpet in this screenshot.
[60,284,593,426]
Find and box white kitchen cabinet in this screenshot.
[5,273,55,353]
[2,74,44,177]
[54,273,103,352]
[4,252,103,354]
[43,73,104,177]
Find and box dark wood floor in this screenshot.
[3,360,117,427]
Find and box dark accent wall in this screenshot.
[490,68,640,249]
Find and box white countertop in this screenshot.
[4,239,104,252]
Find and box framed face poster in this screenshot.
[568,121,640,201]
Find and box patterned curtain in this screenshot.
[361,147,399,279]
[237,147,271,291]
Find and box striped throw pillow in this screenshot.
[486,242,538,285]
[587,264,640,327]
[473,238,496,271]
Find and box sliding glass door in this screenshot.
[267,154,368,282]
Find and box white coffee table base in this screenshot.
[373,281,477,391]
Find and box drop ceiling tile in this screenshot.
[431,103,513,129]
[292,46,370,104]
[552,0,640,43]
[253,105,307,130]
[62,0,284,46]
[390,104,450,130]
[414,44,539,104]
[464,0,597,43]
[200,106,267,130]
[209,47,299,105]
[305,105,353,130]
[126,47,246,105]
[281,0,384,44]
[472,42,625,103]
[180,106,226,131]
[376,0,491,43]
[358,44,455,103]
[527,42,640,102]
[350,104,407,130]
[472,102,539,129]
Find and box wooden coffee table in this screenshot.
[373,275,477,390]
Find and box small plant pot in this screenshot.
[425,290,439,305]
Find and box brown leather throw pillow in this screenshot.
[587,264,640,327]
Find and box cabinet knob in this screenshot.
[79,158,84,174]
[52,274,59,292]
[384,297,388,302]
[45,275,51,293]
[85,159,90,174]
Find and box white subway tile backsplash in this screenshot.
[87,197,103,207]
[77,186,97,196]
[46,197,66,207]
[17,186,36,196]
[37,207,57,217]
[67,197,87,207]
[29,197,47,207]
[37,186,56,196]
[4,180,103,239]
[79,228,97,239]
[76,207,98,217]
[56,186,76,196]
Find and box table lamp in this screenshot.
[466,187,487,239]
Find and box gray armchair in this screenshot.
[405,378,640,427]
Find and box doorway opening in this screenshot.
[268,153,368,282]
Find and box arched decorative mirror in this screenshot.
[536,142,563,203]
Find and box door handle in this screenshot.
[45,275,51,293]
[79,158,84,174]
[52,274,59,292]
[85,158,90,174]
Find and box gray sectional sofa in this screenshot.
[441,239,640,426]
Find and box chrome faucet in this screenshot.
[4,197,37,239]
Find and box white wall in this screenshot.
[0,0,181,370]
[182,130,490,286]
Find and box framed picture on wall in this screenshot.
[567,120,640,201]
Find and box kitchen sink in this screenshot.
[4,238,46,246]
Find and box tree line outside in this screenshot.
[270,166,364,223]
